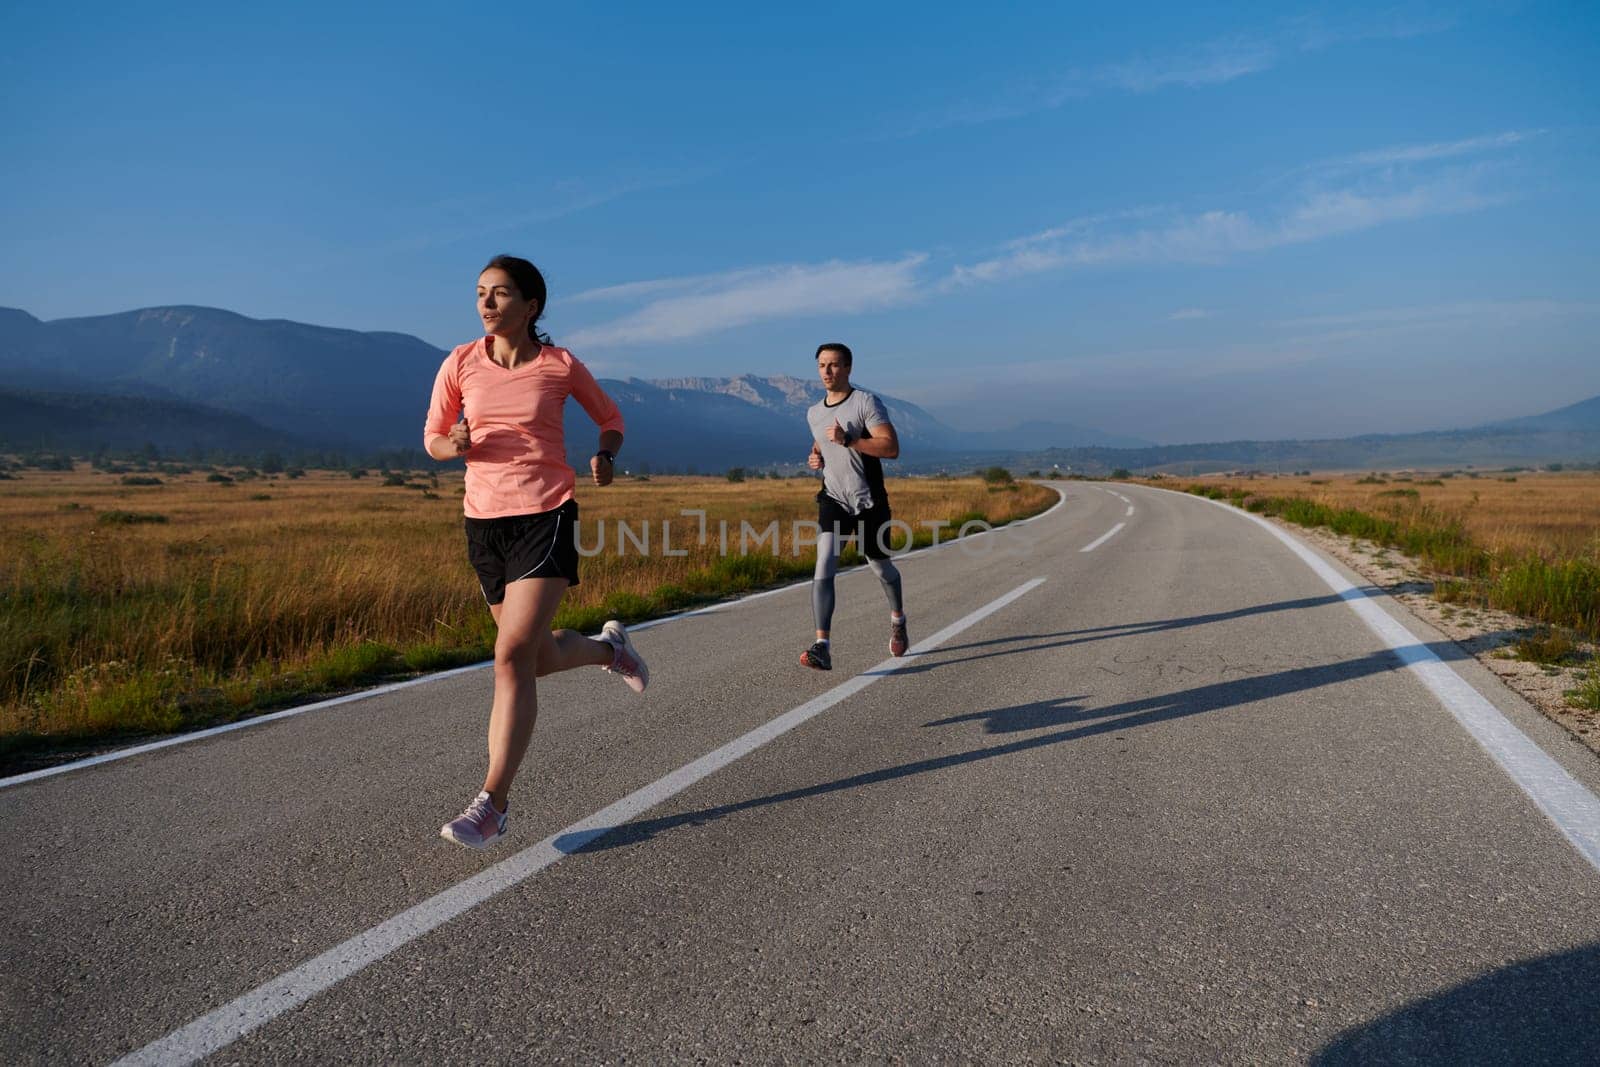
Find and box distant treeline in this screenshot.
[0,447,820,480]
[0,445,436,475]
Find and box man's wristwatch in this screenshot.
[595,449,616,464]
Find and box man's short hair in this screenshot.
[815,342,853,365]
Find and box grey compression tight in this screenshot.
[812,531,903,634]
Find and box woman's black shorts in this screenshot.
[464,499,580,605]
[816,490,895,561]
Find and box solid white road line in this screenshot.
[3,487,1074,791]
[0,662,493,790]
[1080,523,1126,553]
[1172,487,1600,874]
[112,578,1047,1067]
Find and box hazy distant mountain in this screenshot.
[958,419,1154,451]
[558,375,957,472]
[1482,393,1600,434]
[639,374,959,450]
[1,304,1593,472]
[0,306,442,449]
[0,389,312,455]
[644,376,1149,450]
[980,396,1600,476]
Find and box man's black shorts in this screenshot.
[464,498,580,605]
[816,490,895,561]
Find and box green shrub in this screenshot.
[981,466,1014,485]
[96,511,169,526]
[1514,628,1577,665]
[310,642,400,688]
[1567,665,1600,712]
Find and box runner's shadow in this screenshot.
[925,593,1347,659]
[557,644,1432,855]
[924,699,1091,733]
[898,594,1482,676]
[1312,942,1600,1065]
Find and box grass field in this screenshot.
[1160,468,1600,671]
[0,466,1054,768]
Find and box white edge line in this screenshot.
[0,662,492,789]
[5,486,1071,790]
[1154,484,1600,872]
[1080,522,1126,553]
[112,577,1047,1067]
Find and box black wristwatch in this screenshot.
[595,449,616,464]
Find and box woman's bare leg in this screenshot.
[482,577,569,809]
[535,627,613,677]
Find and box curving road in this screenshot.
[4,482,1600,1064]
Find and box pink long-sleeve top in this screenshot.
[424,338,625,519]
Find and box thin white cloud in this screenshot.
[1301,130,1545,176]
[1003,206,1169,250]
[1279,300,1600,330]
[1096,36,1279,93]
[894,13,1454,137]
[571,133,1533,347]
[565,267,774,306]
[948,169,1507,285]
[565,255,928,347]
[380,168,718,255]
[1282,9,1458,51]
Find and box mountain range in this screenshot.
[1,305,1595,473]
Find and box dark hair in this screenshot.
[481,254,551,345]
[815,342,852,366]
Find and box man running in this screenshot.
[802,342,908,670]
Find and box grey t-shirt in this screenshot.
[808,388,891,514]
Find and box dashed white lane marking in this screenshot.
[111,578,1047,1067]
[1080,523,1126,553]
[1125,505,1135,517]
[1173,487,1600,874]
[5,487,1075,791]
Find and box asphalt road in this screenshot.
[5,482,1600,1065]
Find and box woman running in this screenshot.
[424,254,648,849]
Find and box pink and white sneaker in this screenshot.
[600,620,649,693]
[440,790,507,849]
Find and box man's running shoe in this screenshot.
[440,790,507,849]
[890,617,909,657]
[600,619,649,693]
[800,641,832,671]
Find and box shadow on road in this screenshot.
[558,641,1455,854]
[886,590,1511,676]
[1312,942,1600,1065]
[922,639,1465,735]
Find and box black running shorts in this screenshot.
[816,490,895,561]
[464,498,580,605]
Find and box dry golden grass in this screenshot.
[0,466,1053,762]
[1168,469,1600,562]
[1152,467,1600,646]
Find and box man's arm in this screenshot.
[849,421,899,459]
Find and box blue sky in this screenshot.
[2,1,1596,443]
